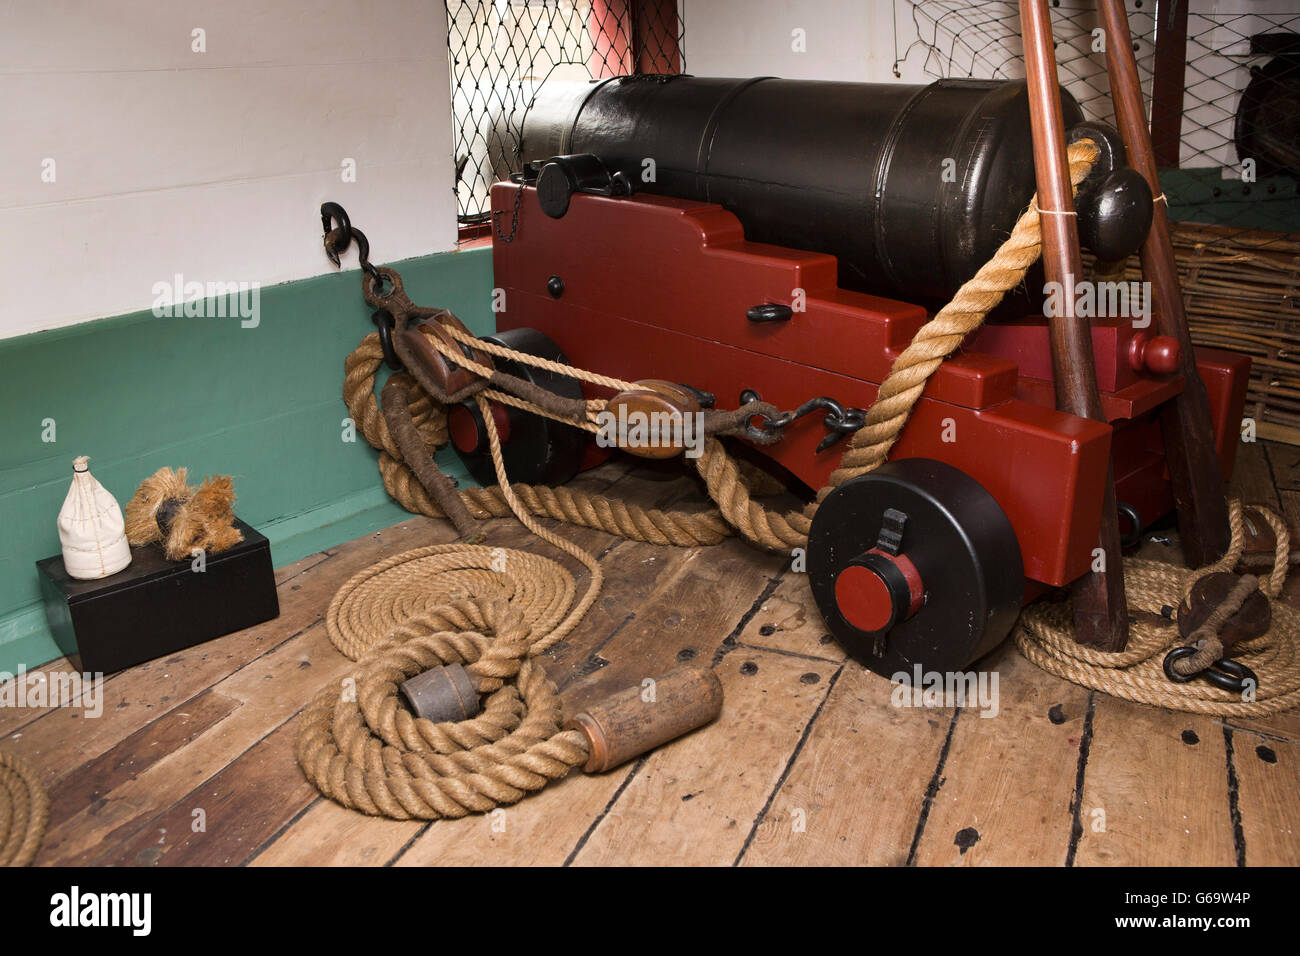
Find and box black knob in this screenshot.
[547,275,565,298]
[1077,167,1154,262]
[746,303,794,323]
[535,161,578,219]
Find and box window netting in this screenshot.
[892,1,1300,239]
[445,0,685,234]
[894,0,1300,435]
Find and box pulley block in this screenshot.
[807,459,1024,676]
[447,327,588,487]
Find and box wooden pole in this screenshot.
[1020,0,1130,650]
[1149,0,1190,169]
[1096,0,1232,565]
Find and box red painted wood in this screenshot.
[490,185,1249,597]
[835,565,893,632]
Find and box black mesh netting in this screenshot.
[893,1,1299,435]
[445,0,684,234]
[892,1,1300,242]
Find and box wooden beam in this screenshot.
[1150,0,1190,169]
[1097,0,1233,565]
[1020,0,1130,650]
[589,0,681,78]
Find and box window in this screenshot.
[445,0,685,237]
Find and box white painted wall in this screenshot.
[681,0,932,83]
[0,0,458,340]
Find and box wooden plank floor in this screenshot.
[5,442,1299,866]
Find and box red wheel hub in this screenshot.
[833,549,924,634]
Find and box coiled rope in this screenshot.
[1018,500,1300,716]
[297,395,598,818]
[0,749,48,867]
[298,140,1113,819]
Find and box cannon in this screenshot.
[452,74,1249,677]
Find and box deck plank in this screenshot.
[910,646,1089,866]
[570,649,839,866]
[95,716,318,866]
[10,443,1300,866]
[732,572,846,664]
[38,617,351,865]
[1073,697,1236,866]
[1228,709,1300,866]
[739,662,953,867]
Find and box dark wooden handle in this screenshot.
[1096,0,1232,566]
[1021,0,1130,650]
[566,667,723,773]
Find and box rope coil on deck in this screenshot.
[295,549,592,818]
[1018,501,1300,716]
[297,396,601,818]
[0,749,48,867]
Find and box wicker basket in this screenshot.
[1105,223,1300,445]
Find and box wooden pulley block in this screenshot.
[604,379,702,460]
[1177,571,1271,650]
[401,312,494,399]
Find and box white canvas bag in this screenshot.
[57,456,132,580]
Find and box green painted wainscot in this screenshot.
[0,247,495,673]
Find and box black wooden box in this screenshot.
[36,518,280,674]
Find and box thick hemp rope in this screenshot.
[0,749,48,867]
[298,139,1115,820]
[297,395,598,818]
[1017,500,1300,716]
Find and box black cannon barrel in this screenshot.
[521,75,1094,303]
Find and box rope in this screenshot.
[1017,501,1300,716]
[347,332,732,546]
[823,142,1100,493]
[345,140,1103,552]
[296,398,597,819]
[0,749,48,867]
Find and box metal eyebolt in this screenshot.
[737,402,789,445]
[1162,646,1259,694]
[371,310,403,371]
[321,202,353,265]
